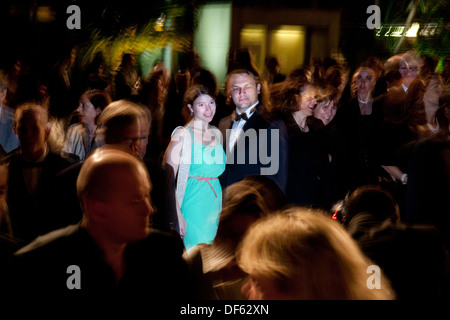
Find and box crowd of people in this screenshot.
[0,45,449,303]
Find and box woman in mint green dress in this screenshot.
[164,85,226,252]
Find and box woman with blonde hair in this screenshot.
[237,208,395,300]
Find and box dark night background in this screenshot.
[0,0,448,78]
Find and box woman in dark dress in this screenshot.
[333,65,384,197]
[270,78,332,209]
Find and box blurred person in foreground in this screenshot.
[343,185,450,300]
[184,175,286,299]
[0,159,24,274]
[406,92,450,251]
[237,208,395,300]
[2,146,188,304]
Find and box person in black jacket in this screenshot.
[218,68,287,193]
[342,185,450,300]
[2,146,188,307]
[7,104,76,243]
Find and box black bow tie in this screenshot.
[232,107,256,122]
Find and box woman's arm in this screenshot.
[163,128,187,237]
[381,165,408,184]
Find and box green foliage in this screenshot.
[77,3,193,75]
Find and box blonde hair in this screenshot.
[237,208,395,300]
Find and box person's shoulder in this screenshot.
[135,229,184,251]
[56,160,83,178]
[400,222,442,238]
[66,123,84,135]
[147,228,182,243]
[171,125,189,140]
[246,108,271,128]
[13,224,81,258]
[5,148,20,162]
[47,151,79,167]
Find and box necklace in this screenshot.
[427,121,439,133]
[358,97,372,104]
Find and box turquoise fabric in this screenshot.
[181,126,226,252]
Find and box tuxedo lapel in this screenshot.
[218,115,233,152]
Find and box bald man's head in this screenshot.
[77,146,154,242]
[77,146,149,210]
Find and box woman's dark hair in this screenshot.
[270,77,310,114]
[342,185,398,227]
[181,84,215,121]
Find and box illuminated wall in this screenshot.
[231,6,341,74]
[269,26,305,75]
[240,25,266,72]
[239,24,305,76]
[194,2,232,86]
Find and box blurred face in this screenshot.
[15,111,48,158]
[77,95,101,126]
[241,275,289,300]
[113,120,148,158]
[99,164,154,243]
[298,85,317,116]
[188,94,216,123]
[137,117,150,159]
[314,99,337,125]
[423,77,443,104]
[399,60,420,87]
[354,68,375,95]
[229,73,261,114]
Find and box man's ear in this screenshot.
[187,104,193,114]
[83,196,107,223]
[256,83,261,95]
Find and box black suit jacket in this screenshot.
[6,151,77,243]
[218,108,288,192]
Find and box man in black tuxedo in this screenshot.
[6,104,76,243]
[218,68,287,192]
[3,146,188,307]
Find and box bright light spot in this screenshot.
[406,22,420,37]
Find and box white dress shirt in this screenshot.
[228,101,258,152]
